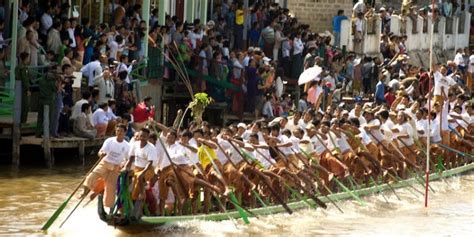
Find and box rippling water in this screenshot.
[0,162,473,237]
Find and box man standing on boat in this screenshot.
[128,128,158,201]
[82,124,130,209]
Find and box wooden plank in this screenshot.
[0,112,37,128]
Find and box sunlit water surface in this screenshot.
[0,163,473,237]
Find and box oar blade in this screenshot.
[41,199,69,231]
[229,192,250,224]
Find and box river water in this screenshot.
[0,161,473,237]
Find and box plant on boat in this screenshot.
[188,93,213,125]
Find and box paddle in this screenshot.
[200,143,251,223]
[224,139,294,215]
[310,132,367,205]
[290,148,344,213]
[368,132,428,194]
[262,144,328,209]
[41,156,104,231]
[157,136,191,213]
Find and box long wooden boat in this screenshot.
[98,163,474,225]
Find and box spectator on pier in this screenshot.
[132,96,155,130]
[36,65,60,137]
[71,91,92,121]
[16,52,31,124]
[92,102,109,137]
[74,103,97,139]
[105,99,119,136]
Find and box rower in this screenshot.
[128,128,158,202]
[391,111,417,177]
[81,125,131,211]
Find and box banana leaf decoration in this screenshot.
[188,93,213,126]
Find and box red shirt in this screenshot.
[132,102,155,123]
[384,92,396,107]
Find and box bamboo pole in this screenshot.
[424,0,435,208]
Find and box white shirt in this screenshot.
[92,108,109,126]
[349,110,367,125]
[285,118,300,132]
[67,28,77,48]
[81,60,103,87]
[188,31,203,49]
[40,13,53,35]
[253,146,275,169]
[300,135,314,154]
[416,119,429,138]
[101,137,131,165]
[381,119,396,141]
[336,133,352,152]
[430,119,442,143]
[311,134,327,156]
[468,55,474,73]
[130,142,158,168]
[454,52,465,66]
[366,119,384,142]
[290,136,300,153]
[433,71,456,96]
[71,99,89,120]
[157,142,191,169]
[108,40,119,60]
[216,138,232,165]
[355,18,364,32]
[293,38,304,55]
[278,135,294,155]
[395,123,414,147]
[106,108,117,121]
[117,62,133,84]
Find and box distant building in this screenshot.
[287,0,354,33]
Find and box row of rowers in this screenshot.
[82,98,474,214]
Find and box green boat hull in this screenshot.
[111,163,474,225]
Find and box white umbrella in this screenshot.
[298,65,322,85]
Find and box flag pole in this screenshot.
[424,0,436,208]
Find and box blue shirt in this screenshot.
[375,81,385,102]
[332,15,348,33]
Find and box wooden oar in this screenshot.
[267,145,328,209]
[395,137,436,192]
[365,130,424,192]
[224,140,294,215]
[311,133,367,205]
[289,148,344,213]
[251,147,317,208]
[41,156,103,231]
[200,144,253,223]
[59,194,86,228]
[157,136,191,212]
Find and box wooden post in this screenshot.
[79,141,85,166]
[9,0,19,92]
[12,81,22,167]
[134,80,142,102]
[156,80,163,122]
[43,105,52,168]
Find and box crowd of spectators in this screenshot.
[0,0,472,141]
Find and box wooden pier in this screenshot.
[0,83,106,168]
